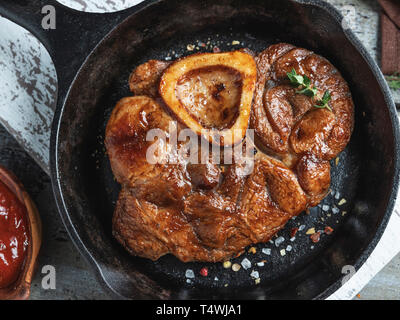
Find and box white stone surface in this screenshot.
[0,17,56,173]
[57,0,143,13]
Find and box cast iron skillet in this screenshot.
[1,0,399,299]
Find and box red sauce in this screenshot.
[0,180,29,288]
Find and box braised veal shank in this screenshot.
[105,43,354,262]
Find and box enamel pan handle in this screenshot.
[0,0,139,109]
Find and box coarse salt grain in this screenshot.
[257,262,265,267]
[186,279,192,284]
[185,269,195,278]
[262,248,271,255]
[299,225,305,231]
[248,247,257,254]
[306,227,315,235]
[286,245,292,252]
[275,236,285,247]
[250,270,260,279]
[332,207,340,214]
[214,277,219,281]
[232,263,241,272]
[290,237,296,242]
[241,258,251,270]
[322,205,330,211]
[335,192,341,200]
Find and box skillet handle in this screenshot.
[0,0,138,108]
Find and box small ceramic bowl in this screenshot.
[0,165,42,300]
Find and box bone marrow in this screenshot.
[159,51,257,146]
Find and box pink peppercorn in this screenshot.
[200,267,208,277]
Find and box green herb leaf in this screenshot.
[287,69,304,86]
[297,85,318,97]
[303,75,311,87]
[287,69,333,112]
[287,69,317,98]
[385,74,400,91]
[314,90,332,111]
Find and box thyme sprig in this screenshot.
[287,68,332,111]
[313,90,332,112]
[287,69,318,97]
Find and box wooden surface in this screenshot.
[0,0,399,299]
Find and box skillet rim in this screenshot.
[298,0,400,300]
[49,0,400,300]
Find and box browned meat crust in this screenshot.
[106,43,354,262]
[129,60,171,98]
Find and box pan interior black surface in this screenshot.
[53,0,399,299]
